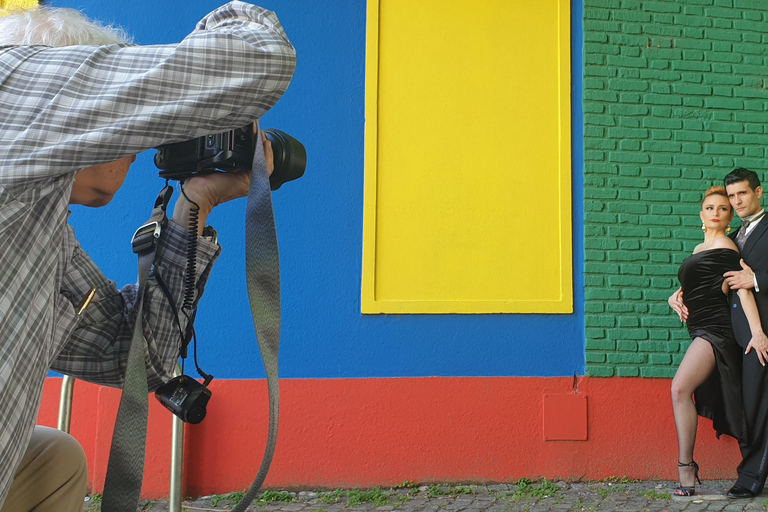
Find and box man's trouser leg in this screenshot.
[736,350,768,495]
[1,426,87,512]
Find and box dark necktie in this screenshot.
[736,211,765,250]
[736,219,751,250]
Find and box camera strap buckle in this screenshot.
[131,221,162,254]
[130,185,173,255]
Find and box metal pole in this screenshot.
[169,363,184,512]
[57,375,75,433]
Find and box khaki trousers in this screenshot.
[1,426,87,512]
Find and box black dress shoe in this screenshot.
[727,485,756,499]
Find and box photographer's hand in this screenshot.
[172,133,274,235]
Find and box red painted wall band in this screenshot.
[35,376,740,498]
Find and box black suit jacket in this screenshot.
[730,218,768,348]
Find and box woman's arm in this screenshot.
[722,277,731,295]
[737,287,768,366]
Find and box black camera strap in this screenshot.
[101,125,281,512]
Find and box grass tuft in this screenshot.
[347,488,389,506]
[319,489,344,504]
[258,491,295,503]
[640,489,670,500]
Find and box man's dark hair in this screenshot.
[724,167,761,191]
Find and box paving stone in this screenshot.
[281,504,306,511]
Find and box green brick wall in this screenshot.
[583,0,768,378]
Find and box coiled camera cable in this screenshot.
[153,180,215,415]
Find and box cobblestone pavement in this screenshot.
[83,480,768,512]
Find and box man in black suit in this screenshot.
[723,168,768,498]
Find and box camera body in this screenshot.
[154,124,306,190]
[155,375,211,424]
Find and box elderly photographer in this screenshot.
[0,2,294,511]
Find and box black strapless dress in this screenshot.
[678,248,744,441]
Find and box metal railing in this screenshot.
[57,366,184,512]
[57,375,75,432]
[168,367,184,512]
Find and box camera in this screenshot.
[154,124,306,190]
[155,375,212,424]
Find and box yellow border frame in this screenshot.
[362,0,573,314]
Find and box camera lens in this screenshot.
[264,129,307,190]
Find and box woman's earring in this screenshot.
[702,223,706,232]
[727,225,732,234]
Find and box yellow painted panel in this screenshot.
[0,0,38,11]
[363,0,572,314]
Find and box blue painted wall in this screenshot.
[50,0,585,379]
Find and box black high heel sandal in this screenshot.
[674,460,701,496]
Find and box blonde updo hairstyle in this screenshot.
[701,186,730,209]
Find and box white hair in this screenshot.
[0,7,131,47]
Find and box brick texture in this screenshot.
[583,0,768,377]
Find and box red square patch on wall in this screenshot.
[542,393,588,441]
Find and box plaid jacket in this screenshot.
[0,1,295,503]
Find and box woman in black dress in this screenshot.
[668,186,766,496]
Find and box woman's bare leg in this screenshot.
[670,337,716,491]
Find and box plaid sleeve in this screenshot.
[0,1,296,188]
[50,221,221,391]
